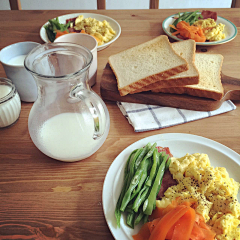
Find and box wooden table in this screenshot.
[0,9,239,239]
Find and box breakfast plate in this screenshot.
[40,13,121,51]
[162,13,238,46]
[102,133,240,240]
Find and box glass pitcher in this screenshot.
[24,43,110,162]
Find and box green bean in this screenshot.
[126,212,135,228]
[115,173,129,227]
[146,148,158,187]
[120,157,151,212]
[125,149,144,194]
[165,157,171,171]
[124,149,138,177]
[130,160,150,201]
[134,211,145,226]
[133,185,150,212]
[115,148,147,226]
[134,143,151,170]
[143,214,149,224]
[143,154,167,215]
[136,142,157,171]
[156,153,169,199]
[184,10,200,22]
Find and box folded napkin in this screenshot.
[117,100,236,132]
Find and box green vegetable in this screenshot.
[120,157,151,212]
[146,148,158,187]
[115,142,172,229]
[134,143,151,170]
[143,153,168,215]
[44,17,71,42]
[134,211,145,226]
[170,10,203,33]
[126,212,135,228]
[115,150,137,227]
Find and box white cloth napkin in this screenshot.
[117,100,236,132]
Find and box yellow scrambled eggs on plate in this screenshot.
[193,18,226,41]
[156,153,240,240]
[73,15,116,46]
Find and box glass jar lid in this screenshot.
[0,77,17,104]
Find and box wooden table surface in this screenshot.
[0,9,239,239]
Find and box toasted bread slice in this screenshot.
[131,39,199,94]
[152,53,224,100]
[108,35,188,96]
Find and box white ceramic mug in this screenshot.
[0,42,40,102]
[54,33,98,87]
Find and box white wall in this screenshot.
[0,0,11,10]
[158,0,232,9]
[21,0,97,10]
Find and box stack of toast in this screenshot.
[108,35,224,101]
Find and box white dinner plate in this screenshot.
[162,13,238,46]
[102,133,240,240]
[40,13,121,51]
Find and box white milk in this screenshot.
[38,112,100,161]
[0,85,11,98]
[7,54,26,66]
[0,85,21,128]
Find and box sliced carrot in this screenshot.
[171,21,206,42]
[149,198,179,221]
[169,24,178,30]
[165,223,175,240]
[190,215,216,240]
[134,200,216,240]
[148,218,161,234]
[132,222,151,240]
[90,34,101,44]
[149,205,190,240]
[172,207,196,240]
[55,30,69,39]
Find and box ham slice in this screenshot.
[157,170,177,199]
[201,10,217,21]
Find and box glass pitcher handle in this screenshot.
[70,85,108,140]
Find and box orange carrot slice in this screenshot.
[132,222,151,240]
[55,30,69,39]
[149,205,190,240]
[172,207,196,240]
[171,21,206,42]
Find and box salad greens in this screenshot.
[115,143,171,228]
[170,10,203,33]
[44,17,71,42]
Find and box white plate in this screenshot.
[40,13,121,51]
[102,133,240,240]
[162,13,238,46]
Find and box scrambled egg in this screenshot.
[156,153,240,240]
[193,18,226,41]
[73,15,116,46]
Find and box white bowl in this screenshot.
[40,13,121,51]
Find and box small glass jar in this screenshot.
[0,77,21,128]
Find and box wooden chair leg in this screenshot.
[97,0,106,9]
[231,0,240,7]
[9,0,22,10]
[150,0,159,9]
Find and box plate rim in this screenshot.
[102,133,240,240]
[162,13,238,46]
[39,12,121,50]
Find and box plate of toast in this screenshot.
[101,35,240,111]
[162,13,238,46]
